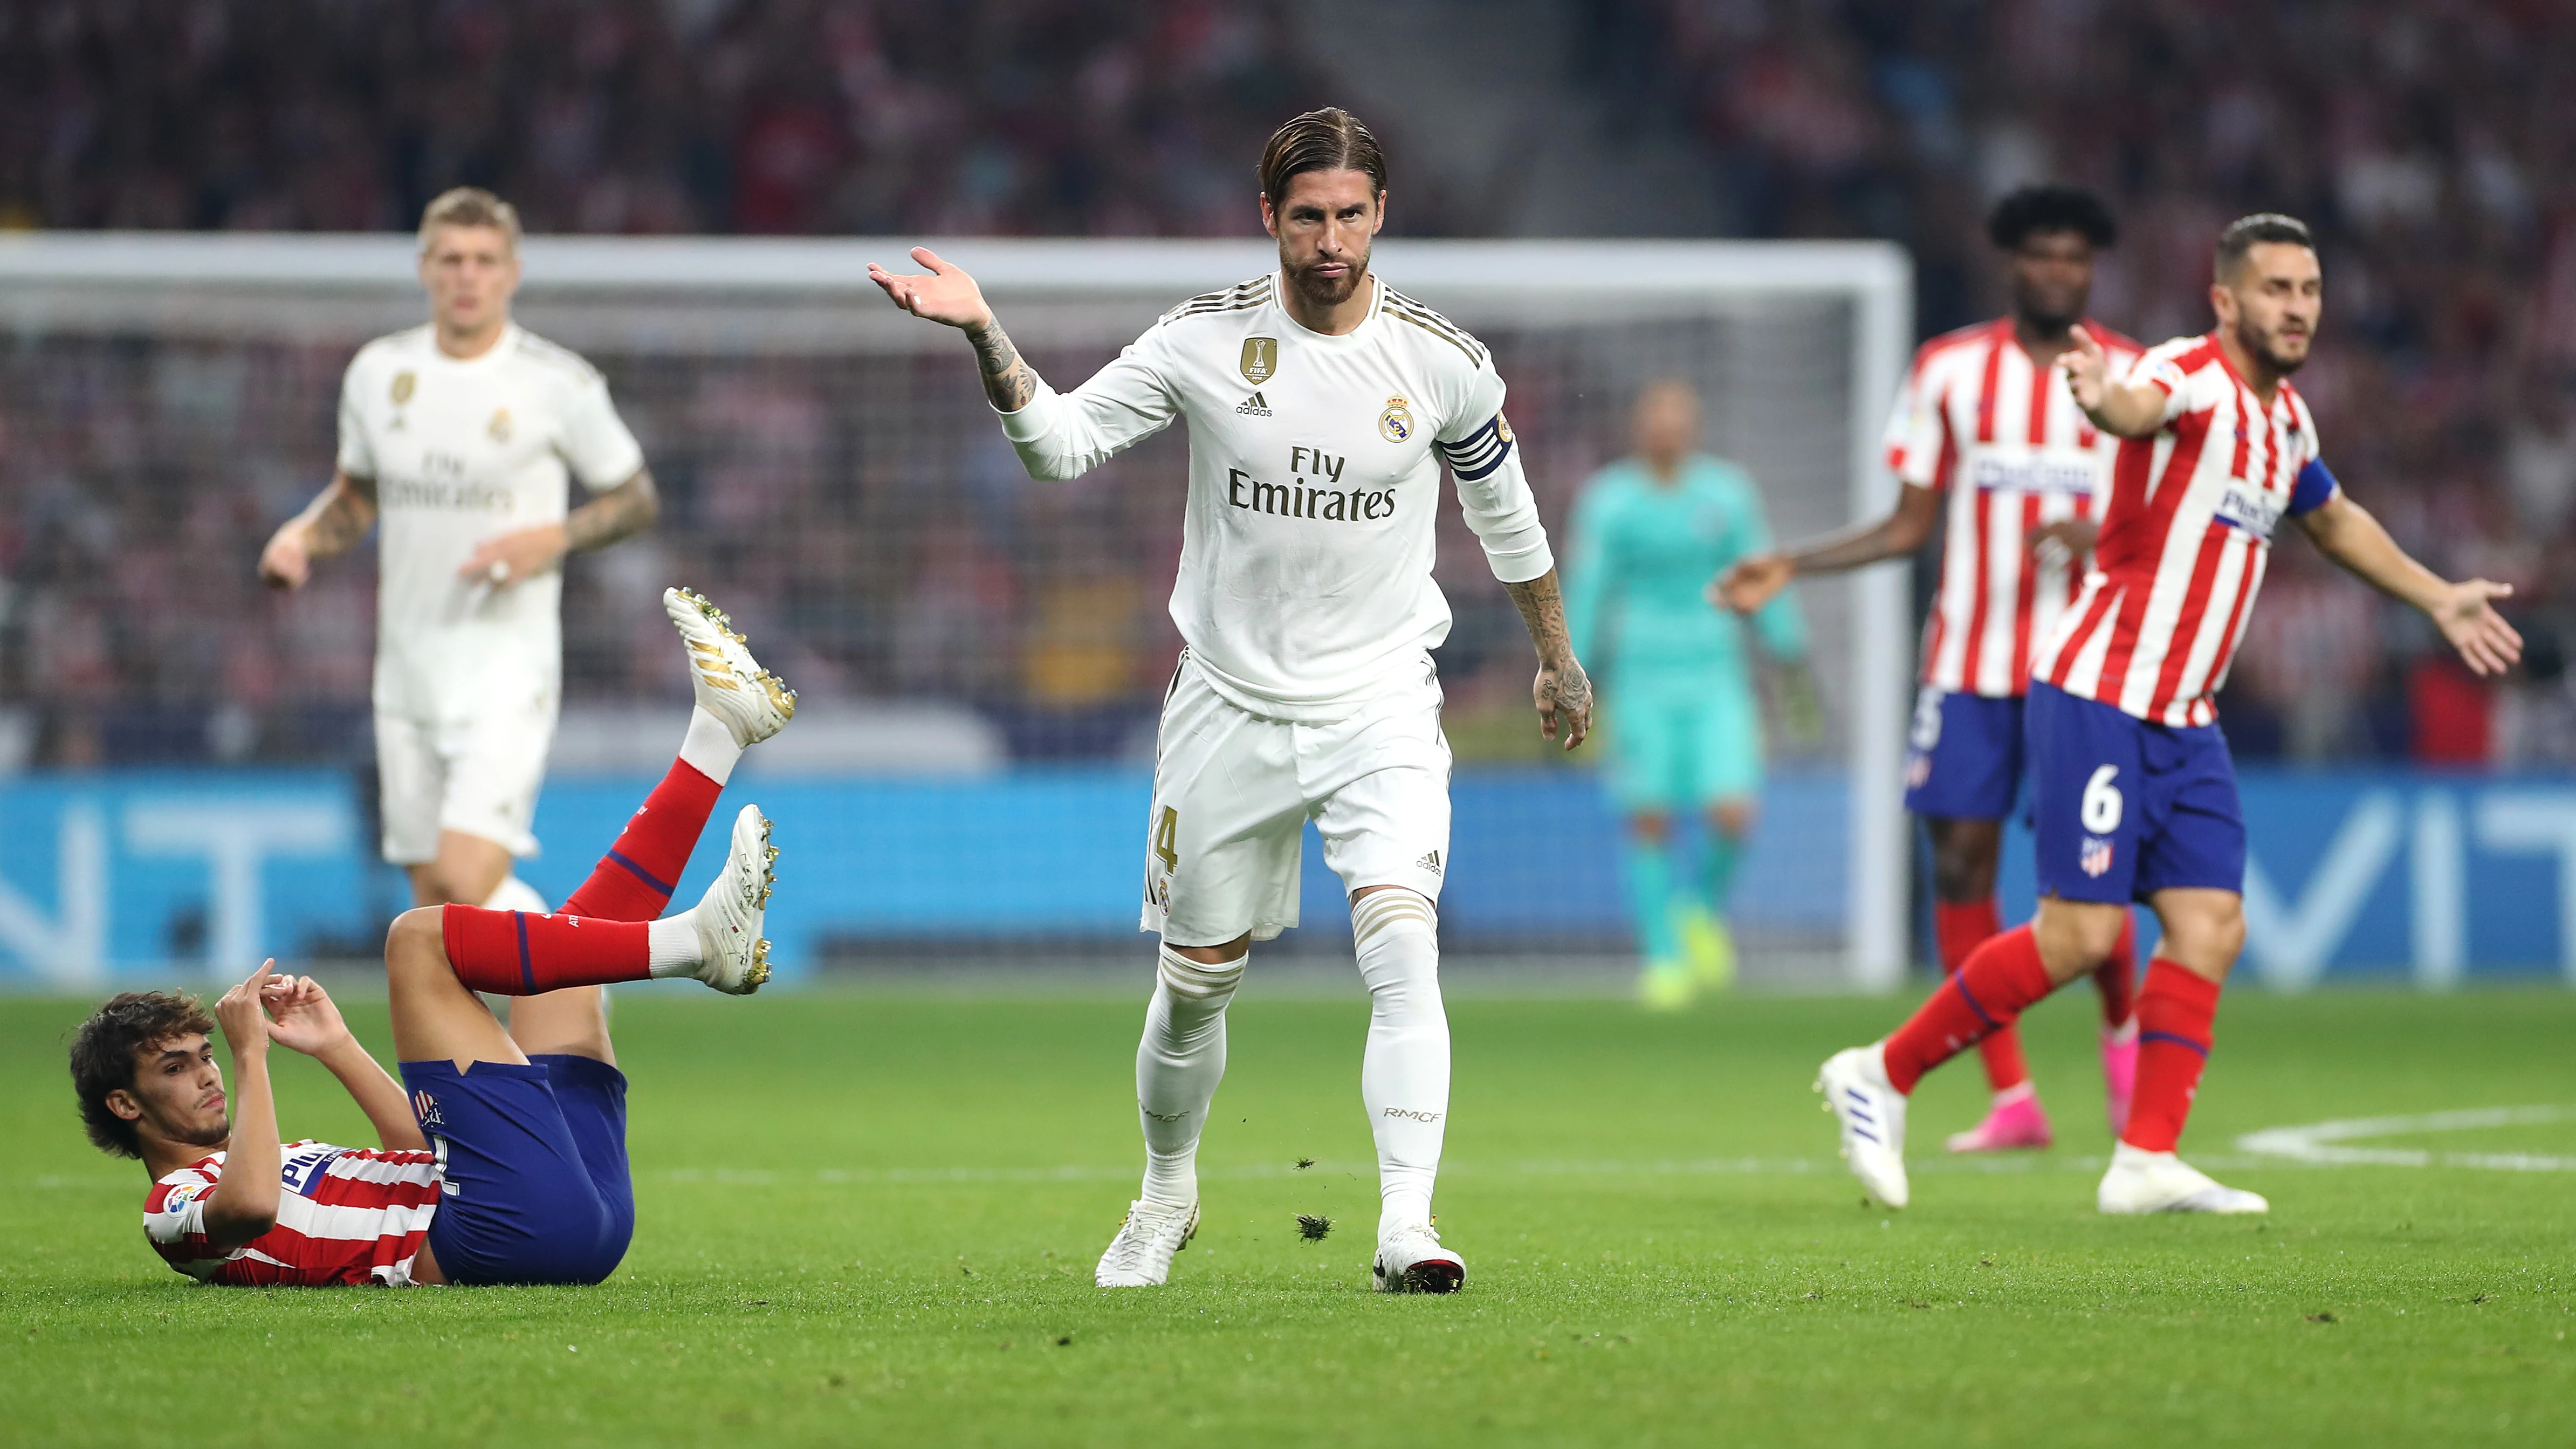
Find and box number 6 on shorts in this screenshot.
[2082,765,2123,834]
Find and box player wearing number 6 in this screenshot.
[870,108,1589,1293]
[1811,214,2521,1214]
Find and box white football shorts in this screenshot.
[375,686,557,864]
[1142,650,1452,947]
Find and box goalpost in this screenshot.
[0,234,1913,989]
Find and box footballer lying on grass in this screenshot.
[65,587,794,1287]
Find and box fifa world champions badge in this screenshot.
[1240,337,1277,385]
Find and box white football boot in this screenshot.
[1096,1199,1200,1287]
[665,586,796,746]
[1816,1045,1910,1208]
[2097,1143,2270,1215]
[687,804,775,995]
[1373,1224,1466,1294]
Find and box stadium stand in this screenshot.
[2,0,2571,768]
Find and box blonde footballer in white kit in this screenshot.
[260,188,660,916]
[873,108,1593,1294]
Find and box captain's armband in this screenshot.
[1435,414,1515,482]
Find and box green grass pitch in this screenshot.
[3,981,2570,1446]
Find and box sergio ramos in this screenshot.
[870,106,1592,1294]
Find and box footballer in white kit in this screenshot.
[260,189,660,912]
[871,108,1593,1294]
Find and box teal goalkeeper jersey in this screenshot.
[1565,454,1808,681]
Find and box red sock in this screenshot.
[1884,924,2058,1094]
[1932,898,2000,973]
[558,758,725,922]
[441,905,652,995]
[2121,960,2221,1151]
[2093,911,2139,1028]
[1934,899,2029,1092]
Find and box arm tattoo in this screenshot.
[968,321,1040,413]
[1507,569,1595,730]
[564,470,661,554]
[1506,571,1575,663]
[302,474,378,557]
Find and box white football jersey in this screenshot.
[997,272,1554,720]
[335,323,644,717]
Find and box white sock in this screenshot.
[1135,944,1243,1207]
[678,705,743,785]
[645,914,703,978]
[480,875,549,913]
[1354,890,1446,1240]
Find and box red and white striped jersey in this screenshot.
[1885,318,2144,697]
[145,1139,442,1287]
[2033,332,2339,727]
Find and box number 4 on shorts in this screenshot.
[1153,806,1180,873]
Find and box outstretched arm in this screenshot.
[871,246,1174,479]
[2059,325,2168,438]
[258,472,379,590]
[459,468,663,587]
[869,247,1042,412]
[262,974,429,1152]
[1505,570,1593,751]
[2298,492,2523,676]
[1714,482,1940,614]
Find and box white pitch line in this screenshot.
[2236,1104,2576,1172]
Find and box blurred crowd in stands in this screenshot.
[4,0,2573,767]
[1580,0,2576,765]
[0,0,1329,237]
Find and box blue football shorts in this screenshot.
[2026,681,2246,904]
[401,1053,635,1286]
[1901,685,2025,822]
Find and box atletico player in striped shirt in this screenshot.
[1722,186,2146,1152]
[68,588,796,1286]
[1810,214,2522,1215]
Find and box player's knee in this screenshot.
[383,906,449,977]
[1628,812,1673,844]
[1157,942,1245,1002]
[2165,902,2246,968]
[2035,899,2126,971]
[1927,819,2001,901]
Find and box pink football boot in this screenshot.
[1944,1081,2054,1152]
[2101,1020,2140,1135]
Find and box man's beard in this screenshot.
[2238,317,2310,375]
[175,1115,230,1149]
[2017,296,2084,336]
[1285,248,1369,308]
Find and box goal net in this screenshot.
[0,234,1911,989]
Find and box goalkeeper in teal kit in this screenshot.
[1567,381,1814,1008]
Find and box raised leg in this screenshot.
[384,907,527,1071]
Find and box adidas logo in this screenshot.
[1415,849,1443,876]
[1236,391,1272,417]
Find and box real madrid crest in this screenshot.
[487,408,513,443]
[1240,337,1279,386]
[390,371,416,405]
[1378,395,1413,444]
